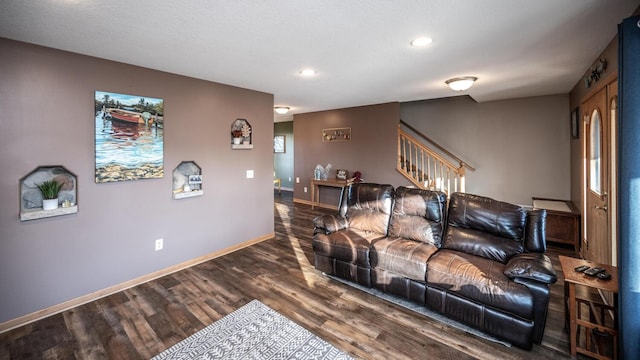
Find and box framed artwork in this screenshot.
[94,91,164,183]
[571,107,579,139]
[274,135,286,153]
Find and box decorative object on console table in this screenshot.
[336,169,348,180]
[322,127,351,142]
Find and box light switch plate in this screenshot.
[246,170,254,179]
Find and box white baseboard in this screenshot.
[0,233,274,334]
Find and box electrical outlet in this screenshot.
[246,170,254,179]
[155,238,163,251]
[304,187,308,193]
[296,177,300,183]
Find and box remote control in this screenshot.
[584,267,605,276]
[596,271,611,280]
[574,265,590,272]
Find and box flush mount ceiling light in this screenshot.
[274,106,290,114]
[299,69,317,77]
[445,76,478,91]
[410,37,432,47]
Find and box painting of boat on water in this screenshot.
[95,91,164,183]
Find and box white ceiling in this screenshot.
[1,1,638,122]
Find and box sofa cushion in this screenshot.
[345,183,394,234]
[444,192,526,263]
[388,187,446,246]
[426,249,534,320]
[370,237,439,282]
[312,229,385,267]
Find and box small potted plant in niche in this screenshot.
[231,129,243,145]
[36,179,63,210]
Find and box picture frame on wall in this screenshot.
[571,107,579,139]
[274,135,286,153]
[94,91,164,183]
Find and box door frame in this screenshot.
[580,72,618,265]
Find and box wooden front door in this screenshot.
[582,86,612,265]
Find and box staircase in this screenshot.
[397,120,474,194]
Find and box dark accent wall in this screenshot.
[293,102,408,207]
[0,38,274,323]
[274,121,294,190]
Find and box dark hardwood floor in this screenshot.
[1,192,590,359]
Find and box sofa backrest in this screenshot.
[342,183,394,234]
[389,187,447,246]
[443,192,526,263]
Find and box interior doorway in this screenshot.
[274,121,294,194]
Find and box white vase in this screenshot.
[43,198,58,211]
[233,137,242,145]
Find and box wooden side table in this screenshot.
[310,179,352,209]
[559,255,618,360]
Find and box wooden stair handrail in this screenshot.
[399,119,475,171]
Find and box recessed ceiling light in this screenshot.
[299,69,317,77]
[411,37,433,47]
[274,106,290,114]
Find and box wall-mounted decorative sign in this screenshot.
[274,135,286,153]
[322,127,351,142]
[583,59,607,88]
[95,91,164,183]
[172,161,203,199]
[231,119,253,149]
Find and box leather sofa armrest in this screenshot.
[513,277,552,344]
[504,253,557,284]
[313,214,348,235]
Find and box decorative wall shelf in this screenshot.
[322,127,351,142]
[172,161,203,199]
[231,119,253,149]
[20,165,78,221]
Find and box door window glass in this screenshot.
[589,109,602,194]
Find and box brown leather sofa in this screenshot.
[312,183,557,349]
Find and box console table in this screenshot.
[559,255,618,359]
[310,179,353,209]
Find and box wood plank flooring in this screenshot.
[1,191,591,359]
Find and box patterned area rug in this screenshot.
[152,300,353,359]
[327,275,511,347]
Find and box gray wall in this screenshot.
[274,121,294,190]
[0,38,274,323]
[293,102,409,206]
[400,95,571,205]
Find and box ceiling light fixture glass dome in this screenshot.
[445,76,478,91]
[274,106,290,114]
